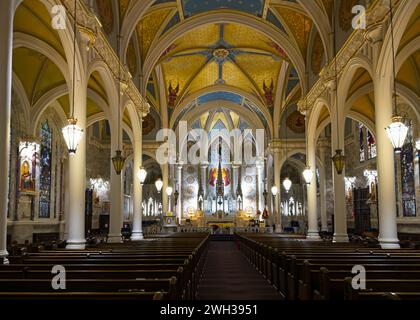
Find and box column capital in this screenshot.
[200,161,209,169]
[364,23,383,45]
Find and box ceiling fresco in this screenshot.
[160,23,285,108]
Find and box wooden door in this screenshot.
[353,188,371,235]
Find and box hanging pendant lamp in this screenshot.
[112,18,126,174]
[385,0,408,152]
[62,0,83,155]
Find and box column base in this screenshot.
[306,230,321,240]
[107,234,123,243]
[333,233,349,243]
[0,250,9,264]
[130,231,144,241]
[379,238,400,249]
[65,240,86,250]
[274,224,282,233]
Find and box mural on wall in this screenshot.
[142,113,156,136]
[18,140,39,192]
[168,82,179,108]
[286,110,306,134]
[96,0,114,35]
[263,79,274,108]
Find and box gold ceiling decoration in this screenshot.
[275,7,312,56]
[119,0,131,21]
[311,32,324,75]
[137,8,173,61]
[159,22,285,106]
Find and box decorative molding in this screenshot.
[61,0,149,117]
[299,0,396,115]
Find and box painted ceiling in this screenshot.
[160,23,285,107]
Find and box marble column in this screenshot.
[108,115,124,243]
[131,120,144,240]
[374,75,400,249]
[201,161,208,198]
[307,142,320,239]
[366,25,400,249]
[66,43,88,250]
[331,111,349,243]
[319,150,328,232]
[273,149,282,232]
[0,0,20,263]
[162,163,169,213]
[176,162,183,223]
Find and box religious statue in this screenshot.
[262,207,269,219]
[263,79,274,107]
[20,161,33,191]
[168,82,179,108]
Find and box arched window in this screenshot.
[400,119,416,217]
[39,121,52,218]
[359,122,365,162]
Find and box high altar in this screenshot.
[178,138,265,230]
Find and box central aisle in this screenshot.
[196,240,282,300]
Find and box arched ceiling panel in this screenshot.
[13,47,66,106]
[14,0,66,58]
[397,50,420,95]
[397,3,420,53]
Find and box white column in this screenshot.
[177,163,183,223]
[108,117,123,243]
[255,160,262,217]
[273,149,282,232]
[162,163,168,213]
[131,124,144,240]
[331,111,349,243]
[0,0,20,263]
[201,162,208,198]
[319,150,328,232]
[307,142,320,239]
[374,75,400,249]
[66,77,88,249]
[232,163,239,200]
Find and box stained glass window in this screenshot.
[367,129,377,159]
[400,119,416,217]
[39,121,52,218]
[359,123,365,162]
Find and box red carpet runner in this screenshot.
[197,240,282,300]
